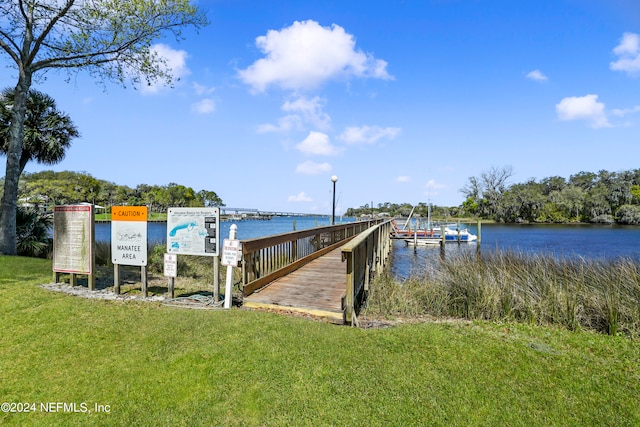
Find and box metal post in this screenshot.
[141,266,147,297]
[114,264,120,294]
[214,255,220,302]
[331,175,338,225]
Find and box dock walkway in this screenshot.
[242,248,345,322]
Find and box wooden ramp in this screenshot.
[242,248,345,323]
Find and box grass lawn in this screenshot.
[1,256,639,426]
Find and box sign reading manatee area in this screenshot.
[167,207,219,256]
[53,204,94,274]
[111,206,148,266]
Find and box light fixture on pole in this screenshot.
[331,175,338,225]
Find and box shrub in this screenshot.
[15,207,52,258]
[616,205,640,225]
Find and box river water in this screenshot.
[390,223,640,279]
[95,218,640,280]
[96,216,341,243]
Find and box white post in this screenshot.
[213,255,220,302]
[224,224,237,309]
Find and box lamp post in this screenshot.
[331,175,338,225]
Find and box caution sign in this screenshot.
[111,206,148,266]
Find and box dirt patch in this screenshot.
[42,266,464,328]
[42,282,165,302]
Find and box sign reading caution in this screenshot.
[111,206,148,266]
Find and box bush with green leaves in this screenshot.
[14,207,52,258]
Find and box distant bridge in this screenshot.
[220,207,325,217]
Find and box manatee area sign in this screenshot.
[167,207,219,256]
[111,206,148,266]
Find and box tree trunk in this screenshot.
[0,74,32,255]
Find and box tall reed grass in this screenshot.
[365,250,640,338]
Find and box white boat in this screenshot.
[442,225,478,242]
[404,225,477,245]
[397,203,478,245]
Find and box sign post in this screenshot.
[166,207,220,299]
[221,224,240,309]
[166,207,219,256]
[164,253,177,299]
[52,204,95,290]
[111,206,148,295]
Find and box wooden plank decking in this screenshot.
[242,248,346,323]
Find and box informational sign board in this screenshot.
[166,207,219,256]
[53,204,94,274]
[111,206,148,266]
[164,253,177,277]
[221,239,241,266]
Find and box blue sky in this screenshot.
[2,0,640,213]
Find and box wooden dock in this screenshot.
[243,248,346,323]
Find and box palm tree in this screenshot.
[0,87,79,176]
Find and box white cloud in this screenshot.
[425,179,446,190]
[191,98,215,114]
[140,44,190,94]
[295,131,341,156]
[238,20,392,92]
[296,161,332,175]
[288,192,313,202]
[259,95,331,133]
[526,69,548,81]
[193,82,215,96]
[396,176,411,183]
[424,179,446,197]
[282,96,331,130]
[257,115,301,133]
[610,32,640,76]
[339,125,401,144]
[611,105,640,117]
[555,94,611,129]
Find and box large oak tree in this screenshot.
[0,0,207,255]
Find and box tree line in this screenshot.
[461,166,640,224]
[8,170,224,213]
[346,166,640,225]
[345,202,460,220]
[0,1,206,255]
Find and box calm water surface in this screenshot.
[95,216,343,243]
[391,223,640,279]
[95,219,640,279]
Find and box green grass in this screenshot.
[1,256,639,426]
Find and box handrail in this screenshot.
[241,219,384,296]
[341,219,393,325]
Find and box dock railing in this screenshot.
[341,219,393,325]
[241,219,383,296]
